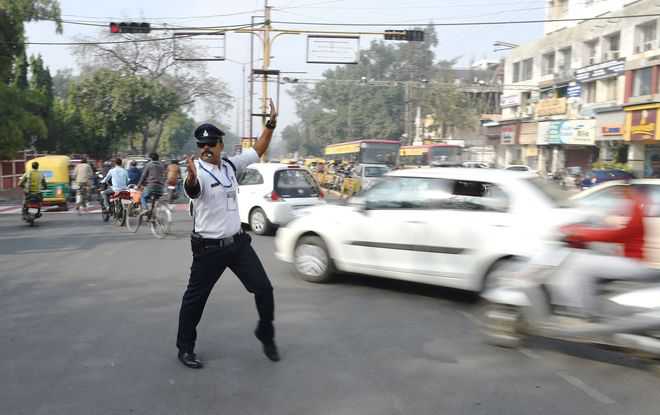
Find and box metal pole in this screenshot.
[262,0,272,128]
[249,16,255,140]
[241,63,246,138]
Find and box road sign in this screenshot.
[306,35,360,64]
[173,32,226,61]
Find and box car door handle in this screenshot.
[406,221,425,224]
[491,224,509,228]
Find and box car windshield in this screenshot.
[274,169,320,198]
[364,166,389,177]
[525,177,571,207]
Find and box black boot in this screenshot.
[255,321,280,362]
[177,351,203,369]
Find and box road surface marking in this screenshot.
[520,348,542,360]
[557,372,616,405]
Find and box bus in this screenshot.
[399,144,463,167]
[324,139,401,167]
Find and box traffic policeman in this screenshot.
[176,100,279,369]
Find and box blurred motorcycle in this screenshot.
[22,193,42,227]
[480,238,660,369]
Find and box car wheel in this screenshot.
[481,257,523,293]
[249,207,273,235]
[294,235,334,283]
[479,302,523,348]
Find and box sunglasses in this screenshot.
[196,141,220,149]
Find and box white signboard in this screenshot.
[307,35,360,64]
[500,94,521,108]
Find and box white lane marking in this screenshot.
[556,372,616,405]
[520,348,542,360]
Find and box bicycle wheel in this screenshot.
[125,202,142,233]
[150,201,172,239]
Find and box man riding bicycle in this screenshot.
[19,161,47,217]
[100,158,129,211]
[137,153,165,211]
[73,157,94,214]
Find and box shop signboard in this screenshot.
[575,59,625,83]
[536,97,567,117]
[501,125,516,144]
[537,120,596,145]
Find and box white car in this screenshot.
[351,164,390,191]
[505,165,535,173]
[571,179,660,268]
[276,168,584,291]
[463,161,490,169]
[238,163,325,235]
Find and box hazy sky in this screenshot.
[25,0,545,138]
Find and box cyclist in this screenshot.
[137,153,165,211]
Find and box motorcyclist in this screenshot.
[19,161,48,217]
[100,158,129,211]
[127,160,142,186]
[137,152,165,210]
[559,184,658,317]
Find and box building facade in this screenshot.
[501,0,660,176]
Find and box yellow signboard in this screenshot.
[400,146,429,157]
[324,142,361,156]
[536,98,567,117]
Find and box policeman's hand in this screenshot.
[185,155,198,184]
[269,98,278,123]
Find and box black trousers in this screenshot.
[176,232,275,353]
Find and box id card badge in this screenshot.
[226,189,237,211]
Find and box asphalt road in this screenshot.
[1,210,660,415]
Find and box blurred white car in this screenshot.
[463,161,490,169]
[276,168,585,291]
[505,165,535,173]
[238,163,325,235]
[352,164,390,191]
[571,179,660,268]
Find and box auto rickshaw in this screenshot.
[25,155,71,210]
[304,158,325,171]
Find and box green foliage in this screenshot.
[0,83,46,158]
[592,161,632,172]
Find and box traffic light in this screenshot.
[109,22,151,34]
[384,30,406,41]
[384,30,425,42]
[406,30,424,42]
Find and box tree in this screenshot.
[73,30,233,153]
[12,50,28,89]
[0,83,46,158]
[0,0,62,83]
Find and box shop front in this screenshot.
[538,119,597,172]
[519,121,539,169]
[594,108,626,164]
[624,103,660,177]
[499,122,521,166]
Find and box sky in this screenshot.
[25,0,546,140]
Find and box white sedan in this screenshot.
[237,163,325,235]
[276,168,585,291]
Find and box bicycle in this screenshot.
[125,190,171,238]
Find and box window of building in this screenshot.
[583,81,597,103]
[584,39,599,65]
[603,32,620,60]
[521,58,534,81]
[542,52,556,76]
[633,67,653,96]
[555,85,568,98]
[512,61,520,83]
[603,78,618,101]
[636,20,658,53]
[558,47,572,72]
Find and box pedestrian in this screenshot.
[176,99,279,369]
[137,153,165,210]
[73,157,94,214]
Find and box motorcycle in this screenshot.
[480,239,660,369]
[22,193,42,227]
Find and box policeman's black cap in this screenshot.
[194,123,225,144]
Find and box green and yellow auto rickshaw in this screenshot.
[25,155,71,210]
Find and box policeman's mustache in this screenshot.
[202,151,214,159]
